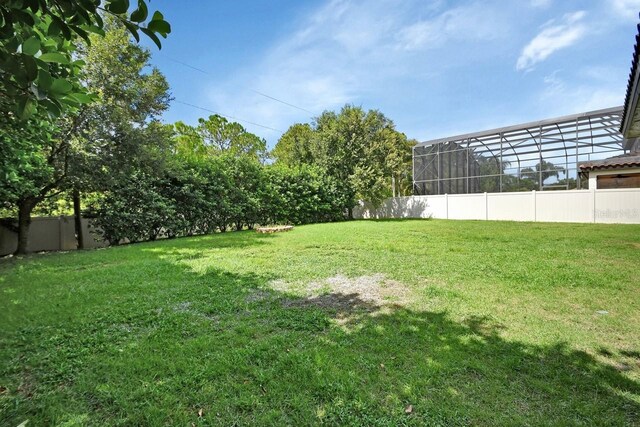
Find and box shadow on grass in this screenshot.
[141,229,278,251]
[1,244,639,426]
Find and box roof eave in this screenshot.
[620,19,640,138]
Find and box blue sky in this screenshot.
[145,0,640,147]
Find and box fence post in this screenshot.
[445,193,449,219]
[58,217,64,251]
[532,190,536,222]
[592,189,597,223]
[484,192,488,220]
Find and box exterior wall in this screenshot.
[353,188,640,224]
[0,216,107,256]
[588,167,640,189]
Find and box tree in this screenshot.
[280,105,411,212]
[67,22,171,248]
[351,125,414,206]
[384,131,415,197]
[67,20,171,186]
[271,123,316,166]
[0,21,171,254]
[0,107,59,253]
[519,160,566,189]
[0,0,171,118]
[174,115,268,162]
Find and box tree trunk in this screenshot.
[73,189,84,250]
[16,199,35,255]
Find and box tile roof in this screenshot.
[578,154,640,171]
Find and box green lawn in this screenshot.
[1,220,639,426]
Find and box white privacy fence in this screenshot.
[353,189,640,224]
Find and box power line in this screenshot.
[248,89,315,114]
[163,56,210,75]
[162,54,316,115]
[174,99,285,133]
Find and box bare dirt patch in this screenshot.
[245,289,273,303]
[171,301,220,322]
[271,274,412,322]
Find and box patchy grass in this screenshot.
[1,219,639,426]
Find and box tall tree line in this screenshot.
[1,20,417,254]
[272,105,416,214]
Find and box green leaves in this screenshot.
[148,11,170,36]
[38,52,70,64]
[50,78,73,95]
[37,69,53,90]
[139,27,160,48]
[1,1,171,119]
[130,0,148,23]
[22,36,41,55]
[103,1,171,49]
[21,54,38,81]
[106,0,130,14]
[66,92,93,104]
[17,96,37,120]
[147,19,170,37]
[134,10,171,48]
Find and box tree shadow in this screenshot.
[270,290,640,425]
[354,197,432,219]
[137,230,278,259]
[2,251,639,426]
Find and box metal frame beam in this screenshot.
[413,107,626,195]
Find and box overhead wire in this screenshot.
[173,99,285,133]
[161,54,316,115]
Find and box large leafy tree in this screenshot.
[0,21,171,254]
[272,104,414,212]
[0,0,171,118]
[174,115,268,162]
[0,106,67,254]
[67,20,171,248]
[271,123,316,167]
[68,20,171,185]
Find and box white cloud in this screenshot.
[531,0,552,8]
[538,68,624,116]
[612,0,640,21]
[396,3,506,51]
[516,11,588,71]
[542,69,565,93]
[204,0,512,145]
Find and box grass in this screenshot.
[1,219,639,426]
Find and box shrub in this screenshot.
[263,165,349,225]
[93,173,176,244]
[92,158,349,244]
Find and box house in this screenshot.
[578,19,640,189]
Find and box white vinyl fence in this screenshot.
[353,188,640,224]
